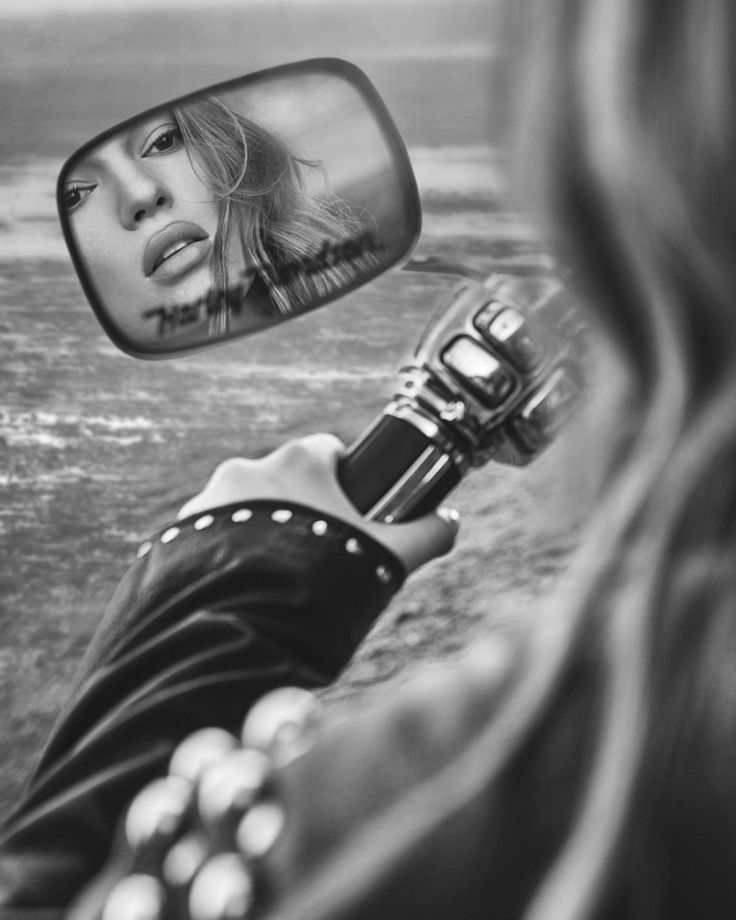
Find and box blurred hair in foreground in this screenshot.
[513,0,736,917]
[267,2,736,919]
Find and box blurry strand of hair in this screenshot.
[512,5,691,911]
[177,97,250,197]
[522,137,694,920]
[262,196,373,313]
[541,359,736,920]
[518,1,725,894]
[579,0,736,379]
[208,198,233,334]
[523,533,655,920]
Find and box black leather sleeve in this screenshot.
[0,500,405,915]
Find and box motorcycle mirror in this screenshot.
[57,59,421,359]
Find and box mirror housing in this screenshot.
[57,59,421,358]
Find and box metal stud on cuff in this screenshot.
[139,508,400,586]
[136,541,153,559]
[376,564,393,584]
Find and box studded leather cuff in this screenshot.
[32,499,404,787]
[99,500,405,673]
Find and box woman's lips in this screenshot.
[143,221,210,281]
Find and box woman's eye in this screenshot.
[142,125,183,157]
[63,182,96,213]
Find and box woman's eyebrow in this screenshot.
[69,152,103,174]
[70,136,129,174]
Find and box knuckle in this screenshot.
[210,457,249,484]
[271,434,342,475]
[275,439,314,466]
[278,435,339,471]
[305,432,344,452]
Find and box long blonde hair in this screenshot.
[173,95,376,329]
[263,3,736,919]
[508,0,736,916]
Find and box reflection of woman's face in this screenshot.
[63,111,246,339]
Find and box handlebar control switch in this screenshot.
[510,367,580,454]
[473,303,545,373]
[340,266,586,522]
[441,336,515,408]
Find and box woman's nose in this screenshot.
[117,166,172,229]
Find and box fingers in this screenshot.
[437,507,462,547]
[362,506,460,574]
[177,458,246,520]
[177,436,347,521]
[273,432,346,465]
[174,434,460,576]
[282,436,462,572]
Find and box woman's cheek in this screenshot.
[74,208,138,294]
[165,153,218,209]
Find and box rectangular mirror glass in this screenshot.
[58,59,421,358]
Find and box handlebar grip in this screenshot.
[338,412,462,522]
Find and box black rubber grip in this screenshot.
[338,412,462,521]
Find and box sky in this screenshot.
[0,0,430,14]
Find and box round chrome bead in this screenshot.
[124,775,192,852]
[197,748,272,825]
[169,727,240,783]
[188,853,254,920]
[101,874,166,920]
[162,832,209,889]
[236,799,285,860]
[241,686,320,766]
